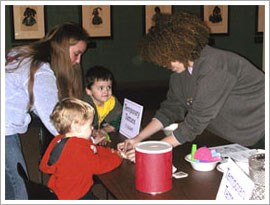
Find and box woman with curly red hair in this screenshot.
[118,12,265,162]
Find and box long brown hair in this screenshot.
[6,22,89,110]
[138,12,210,68]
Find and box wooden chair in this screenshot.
[17,163,57,200]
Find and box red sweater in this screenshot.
[39,134,122,199]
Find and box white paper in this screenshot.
[119,98,143,139]
[225,149,259,163]
[211,143,264,163]
[210,143,249,157]
[216,158,254,200]
[217,160,249,175]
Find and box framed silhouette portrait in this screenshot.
[203,5,229,34]
[82,5,111,38]
[13,5,45,40]
[257,5,264,33]
[144,5,172,34]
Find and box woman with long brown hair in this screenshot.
[5,22,89,199]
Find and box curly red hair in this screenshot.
[138,12,210,68]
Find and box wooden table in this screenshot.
[96,130,230,200]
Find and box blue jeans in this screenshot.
[5,134,28,199]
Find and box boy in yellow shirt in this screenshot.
[84,65,122,145]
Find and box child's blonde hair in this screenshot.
[50,97,95,134]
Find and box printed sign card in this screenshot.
[119,98,143,138]
[216,158,254,200]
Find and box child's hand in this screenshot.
[102,124,115,133]
[111,149,125,160]
[118,150,128,159]
[98,138,109,146]
[92,129,111,146]
[117,139,137,162]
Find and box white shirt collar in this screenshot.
[187,66,193,74]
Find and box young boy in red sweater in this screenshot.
[39,98,122,200]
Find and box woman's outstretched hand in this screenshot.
[117,138,138,163]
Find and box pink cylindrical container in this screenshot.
[135,141,172,194]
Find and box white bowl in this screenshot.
[185,154,221,172]
[163,123,178,136]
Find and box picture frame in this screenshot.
[203,5,229,34]
[82,5,111,38]
[257,5,264,33]
[13,5,45,40]
[144,5,172,34]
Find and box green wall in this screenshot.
[5,5,263,85]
